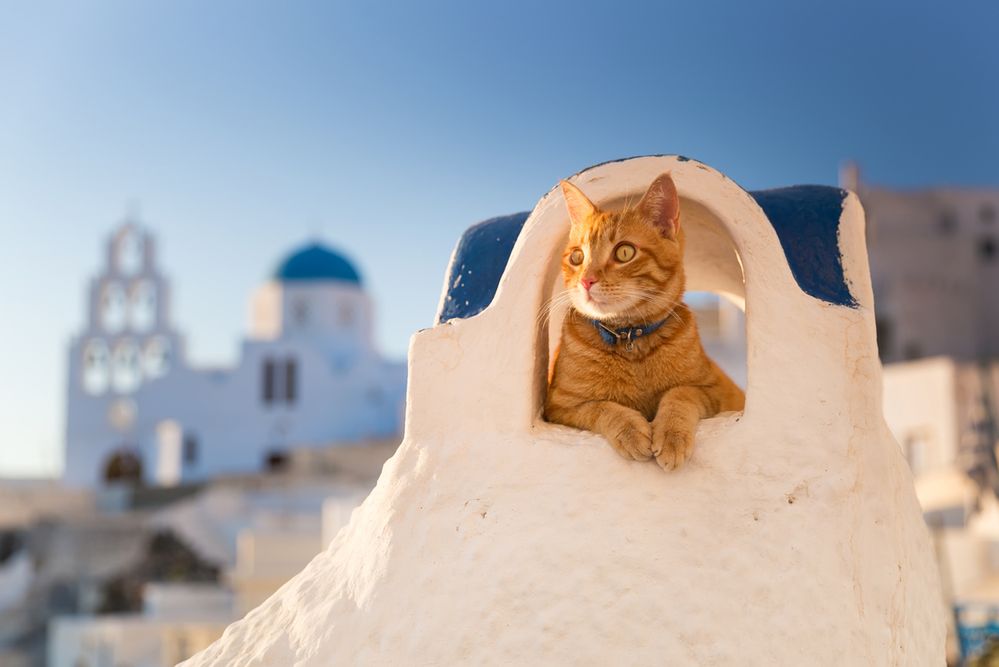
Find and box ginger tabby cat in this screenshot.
[544,172,745,470]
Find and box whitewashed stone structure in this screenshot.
[185,156,945,665]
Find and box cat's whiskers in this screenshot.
[600,288,680,327]
[536,291,575,328]
[600,286,658,313]
[545,272,679,326]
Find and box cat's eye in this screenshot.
[568,249,584,266]
[614,243,636,262]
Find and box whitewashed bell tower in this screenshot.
[65,221,184,485]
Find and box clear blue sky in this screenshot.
[1,0,996,477]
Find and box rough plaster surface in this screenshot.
[184,156,945,666]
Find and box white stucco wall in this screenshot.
[183,156,945,665]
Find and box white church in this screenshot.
[64,221,406,488]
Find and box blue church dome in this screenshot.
[273,243,363,285]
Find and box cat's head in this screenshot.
[558,172,685,323]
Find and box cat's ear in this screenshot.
[560,180,597,227]
[637,172,681,240]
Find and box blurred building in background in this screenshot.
[64,221,406,488]
[0,440,396,667]
[842,164,999,663]
[841,163,999,364]
[0,217,413,665]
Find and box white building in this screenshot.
[880,357,999,661]
[841,163,999,363]
[64,221,406,488]
[48,481,373,667]
[50,584,233,667]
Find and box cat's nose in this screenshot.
[580,277,597,291]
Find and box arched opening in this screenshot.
[115,228,144,276]
[103,448,143,485]
[129,280,157,331]
[100,282,127,333]
[82,339,110,395]
[264,450,290,473]
[111,340,141,393]
[143,336,171,378]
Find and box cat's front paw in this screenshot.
[653,426,695,471]
[601,413,653,462]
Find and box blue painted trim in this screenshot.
[749,186,857,307]
[436,165,858,323]
[436,212,530,323]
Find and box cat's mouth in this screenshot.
[574,286,634,318]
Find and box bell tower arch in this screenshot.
[65,216,186,487]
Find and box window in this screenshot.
[980,237,996,263]
[262,356,298,405]
[129,280,157,331]
[262,358,277,404]
[285,358,298,404]
[82,339,110,395]
[116,229,144,275]
[183,433,198,465]
[111,341,141,393]
[143,337,171,378]
[100,282,127,333]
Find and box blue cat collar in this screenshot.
[591,316,669,348]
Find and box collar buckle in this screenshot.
[592,315,670,349]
